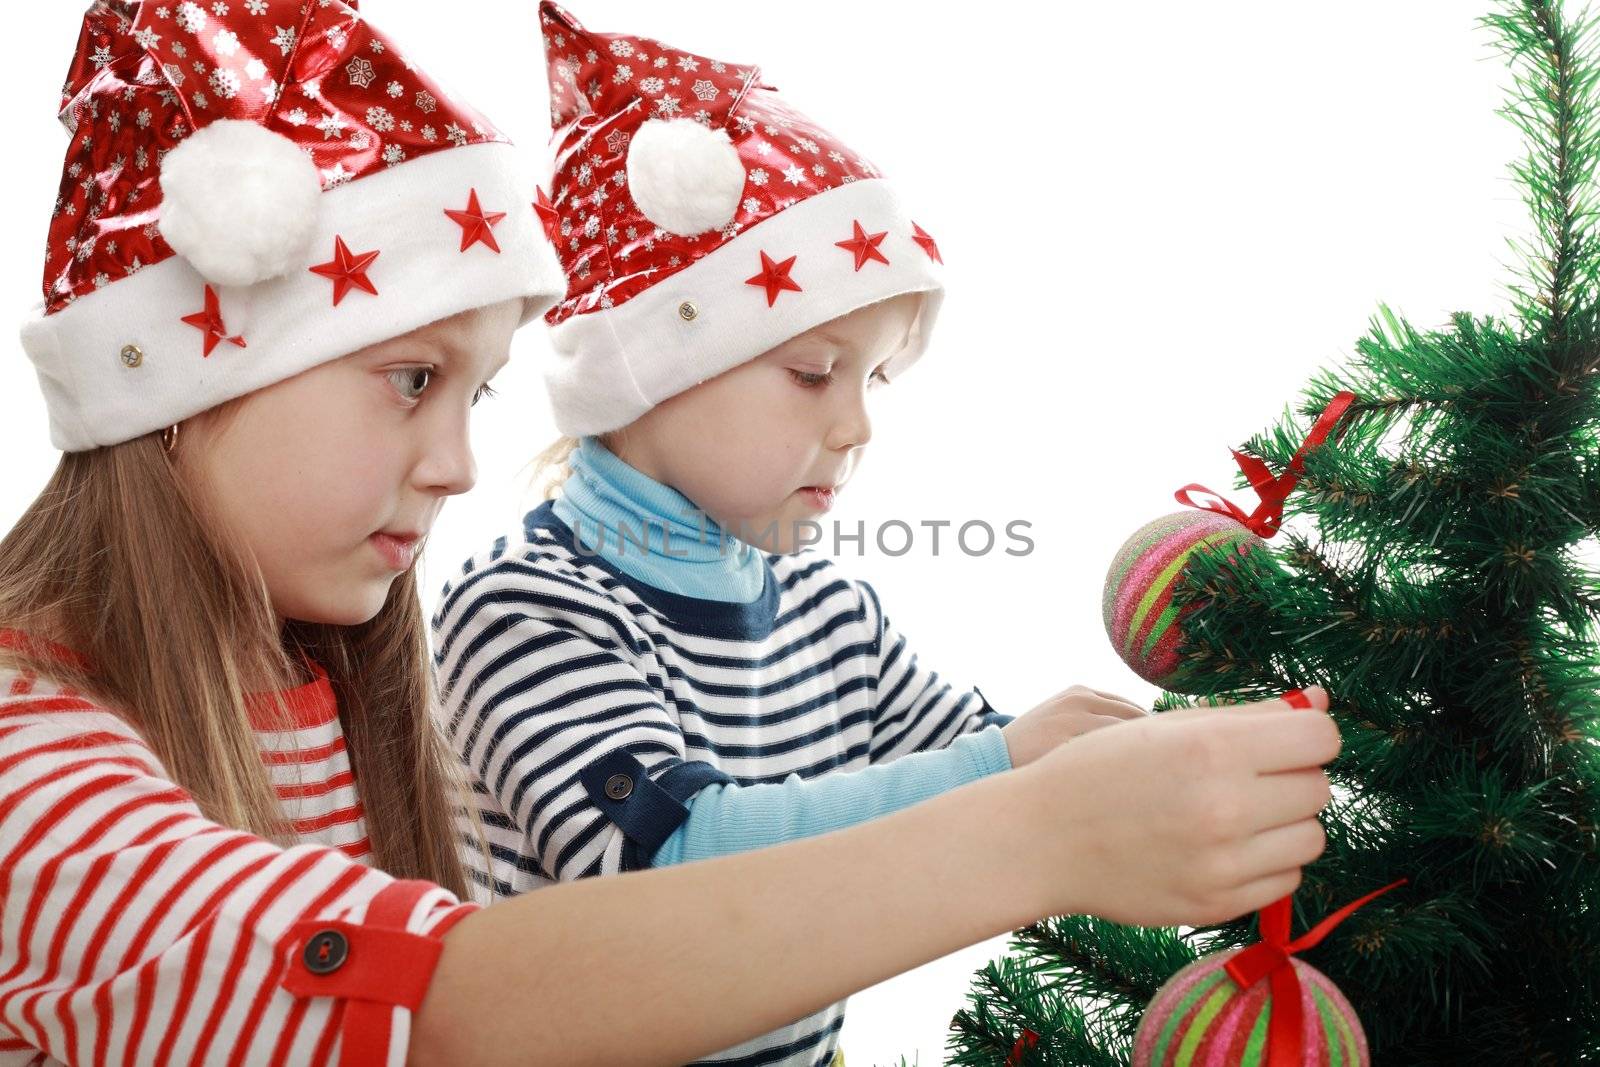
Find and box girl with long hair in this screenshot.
[1,3,1340,1064]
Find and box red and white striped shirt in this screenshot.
[0,630,480,1066]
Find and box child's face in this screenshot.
[178,297,523,626]
[614,291,923,554]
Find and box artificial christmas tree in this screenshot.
[946,2,1600,1063]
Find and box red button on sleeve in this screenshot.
[281,919,444,1008]
[277,879,465,1067]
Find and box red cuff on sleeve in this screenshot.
[279,879,468,1067]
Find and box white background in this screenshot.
[0,2,1536,1062]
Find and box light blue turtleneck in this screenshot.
[551,435,766,603]
[545,433,1014,869]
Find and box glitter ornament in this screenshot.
[1103,391,1358,690]
[1134,856,1407,1067]
[1103,511,1264,690]
[1133,947,1367,1066]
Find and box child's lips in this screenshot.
[369,531,418,569]
[800,486,836,510]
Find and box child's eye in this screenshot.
[789,369,834,388]
[473,383,498,407]
[788,365,892,389]
[387,367,433,401]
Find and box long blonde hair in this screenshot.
[528,427,629,500]
[0,427,490,898]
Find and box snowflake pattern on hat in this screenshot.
[45,0,505,314]
[21,0,565,454]
[538,0,898,326]
[531,1,946,441]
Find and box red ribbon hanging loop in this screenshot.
[1219,687,1408,1065]
[1176,390,1358,538]
[1222,877,1407,1065]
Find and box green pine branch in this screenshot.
[944,2,1600,1063]
[1484,0,1600,342]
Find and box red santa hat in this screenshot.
[534,1,946,437]
[20,0,566,453]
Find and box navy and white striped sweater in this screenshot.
[431,499,1011,1065]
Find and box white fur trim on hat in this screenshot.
[542,177,944,437]
[624,117,745,237]
[157,119,324,288]
[21,141,565,452]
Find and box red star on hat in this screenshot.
[180,284,247,357]
[308,235,381,306]
[533,185,560,243]
[745,250,802,307]
[911,221,942,264]
[445,188,506,253]
[835,220,890,272]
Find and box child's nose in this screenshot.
[827,391,873,451]
[418,419,478,496]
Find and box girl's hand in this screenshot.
[998,684,1149,769]
[1013,686,1339,928]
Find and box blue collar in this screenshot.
[549,436,769,605]
[529,499,781,640]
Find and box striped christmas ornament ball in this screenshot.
[1102,511,1263,690]
[1133,947,1369,1066]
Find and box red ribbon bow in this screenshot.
[1223,877,1406,1065]
[1175,391,1358,538]
[1224,688,1408,1065]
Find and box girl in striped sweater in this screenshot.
[429,6,1232,1065]
[1,3,1341,1066]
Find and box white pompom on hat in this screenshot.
[157,119,323,288]
[624,118,746,238]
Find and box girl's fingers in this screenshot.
[1152,702,1340,771]
[1219,686,1330,714]
[1234,710,1343,773]
[1231,818,1328,884]
[1244,768,1333,832]
[1224,866,1307,920]
[1158,686,1330,722]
